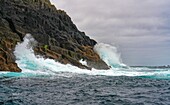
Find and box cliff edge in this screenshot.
[0,0,109,72]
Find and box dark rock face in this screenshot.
[0,16,21,72]
[0,0,109,72]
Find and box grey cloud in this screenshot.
[50,0,170,66]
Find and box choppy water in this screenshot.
[0,34,170,104]
[0,74,170,105]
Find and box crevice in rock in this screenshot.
[4,18,23,41]
[0,11,3,17]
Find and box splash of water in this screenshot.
[0,34,170,79]
[94,43,126,68]
[79,59,88,67]
[12,34,131,77]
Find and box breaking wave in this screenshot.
[94,43,126,68]
[0,34,170,79]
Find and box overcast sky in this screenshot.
[50,0,170,66]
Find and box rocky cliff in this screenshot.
[0,0,109,72]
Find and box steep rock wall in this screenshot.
[0,0,109,71]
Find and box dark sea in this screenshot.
[0,73,170,105]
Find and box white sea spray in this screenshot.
[0,34,167,78]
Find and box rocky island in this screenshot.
[0,0,109,72]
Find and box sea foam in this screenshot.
[94,43,126,68]
[1,34,169,78]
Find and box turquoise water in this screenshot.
[8,34,170,79]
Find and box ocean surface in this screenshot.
[0,34,170,105]
[1,72,170,105]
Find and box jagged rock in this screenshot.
[0,38,21,72]
[0,0,109,72]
